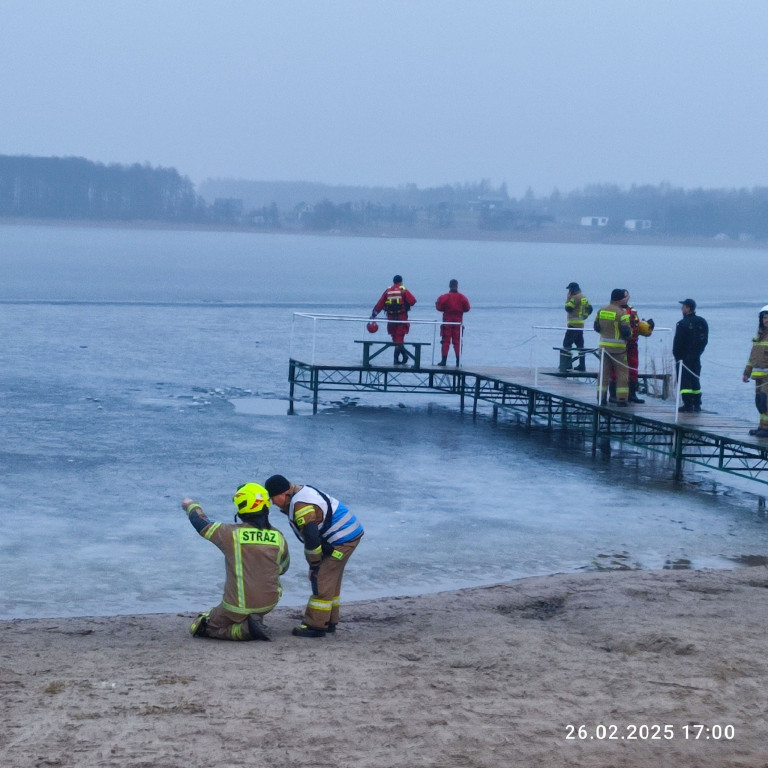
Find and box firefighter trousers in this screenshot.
[304,534,363,630]
[599,348,628,402]
[203,604,270,641]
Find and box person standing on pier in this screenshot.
[742,305,768,437]
[674,298,709,413]
[264,474,364,638]
[435,278,471,366]
[594,288,632,406]
[560,282,593,372]
[615,289,654,403]
[371,275,417,365]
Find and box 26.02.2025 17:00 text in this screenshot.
[565,723,735,740]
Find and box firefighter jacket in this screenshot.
[744,328,768,380]
[673,313,709,362]
[284,485,364,565]
[435,290,470,323]
[373,284,417,320]
[564,291,593,328]
[594,302,631,350]
[187,508,290,616]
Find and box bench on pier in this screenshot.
[552,346,600,369]
[355,340,431,368]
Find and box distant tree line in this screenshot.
[3,155,768,241]
[0,155,204,221]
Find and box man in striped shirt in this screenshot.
[265,475,364,638]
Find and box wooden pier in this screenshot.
[288,357,768,489]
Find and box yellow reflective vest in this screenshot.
[594,303,631,349]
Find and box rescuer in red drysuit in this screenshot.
[371,274,417,364]
[435,279,470,366]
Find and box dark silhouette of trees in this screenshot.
[3,155,768,241]
[0,155,203,221]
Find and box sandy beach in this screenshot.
[2,567,768,768]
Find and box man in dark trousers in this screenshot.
[673,298,709,412]
[435,278,470,366]
[561,281,593,372]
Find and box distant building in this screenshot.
[580,216,609,227]
[624,219,652,231]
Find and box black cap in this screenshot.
[264,474,290,497]
[610,288,626,302]
[679,298,696,310]
[566,282,579,291]
[393,274,403,284]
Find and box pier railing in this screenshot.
[290,312,462,366]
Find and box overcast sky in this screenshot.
[2,1,766,196]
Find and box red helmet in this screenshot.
[366,321,379,334]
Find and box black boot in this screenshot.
[628,382,645,404]
[575,350,586,372]
[455,356,460,367]
[438,355,447,366]
[247,614,271,641]
[559,351,572,373]
[608,381,618,403]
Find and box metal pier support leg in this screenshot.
[472,377,480,419]
[591,410,598,455]
[288,360,296,415]
[459,374,465,412]
[312,369,319,415]
[674,429,684,481]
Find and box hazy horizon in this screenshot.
[2,1,767,197]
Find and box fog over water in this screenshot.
[1,224,767,620]
[3,2,768,194]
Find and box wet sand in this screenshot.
[2,567,768,767]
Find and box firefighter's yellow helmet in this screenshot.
[638,320,652,336]
[233,483,270,515]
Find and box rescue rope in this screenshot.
[509,334,537,350]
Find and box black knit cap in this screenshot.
[566,282,579,291]
[264,474,290,497]
[393,274,403,283]
[611,288,626,302]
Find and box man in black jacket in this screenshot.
[673,298,709,412]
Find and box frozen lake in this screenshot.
[1,223,766,619]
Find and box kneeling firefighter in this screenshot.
[182,483,290,640]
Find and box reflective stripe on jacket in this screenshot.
[200,521,289,615]
[565,292,592,328]
[595,304,630,349]
[288,486,364,547]
[745,335,768,379]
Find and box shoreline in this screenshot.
[4,566,768,767]
[2,215,767,251]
